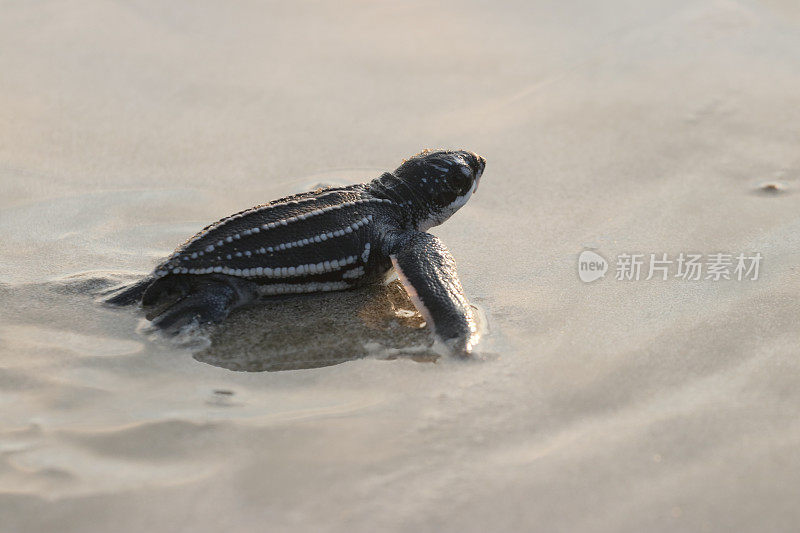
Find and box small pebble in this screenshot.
[756,182,787,195]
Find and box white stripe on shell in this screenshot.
[179,255,359,279]
[342,266,365,279]
[253,215,373,254]
[255,281,349,296]
[155,202,386,278]
[254,201,384,234]
[203,189,356,230]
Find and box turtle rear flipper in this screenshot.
[102,276,154,306]
[145,276,244,331]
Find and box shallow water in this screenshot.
[3,0,800,532]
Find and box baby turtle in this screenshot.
[107,149,486,355]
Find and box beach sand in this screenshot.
[1,1,799,531]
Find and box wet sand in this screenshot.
[2,1,800,532]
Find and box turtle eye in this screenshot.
[445,167,472,194]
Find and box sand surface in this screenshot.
[2,1,800,531]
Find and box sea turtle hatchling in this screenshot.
[106,149,487,355]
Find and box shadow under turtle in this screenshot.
[193,280,439,372]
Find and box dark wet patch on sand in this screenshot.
[195,280,436,372]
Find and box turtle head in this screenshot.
[392,149,486,231]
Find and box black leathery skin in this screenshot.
[103,276,154,306]
[142,275,192,307]
[189,187,364,241]
[390,232,476,355]
[107,149,486,354]
[147,276,243,331]
[154,192,399,283]
[175,189,366,260]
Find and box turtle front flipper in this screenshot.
[390,232,479,356]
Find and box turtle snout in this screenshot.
[476,154,486,176]
[463,151,485,177]
[469,152,486,192]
